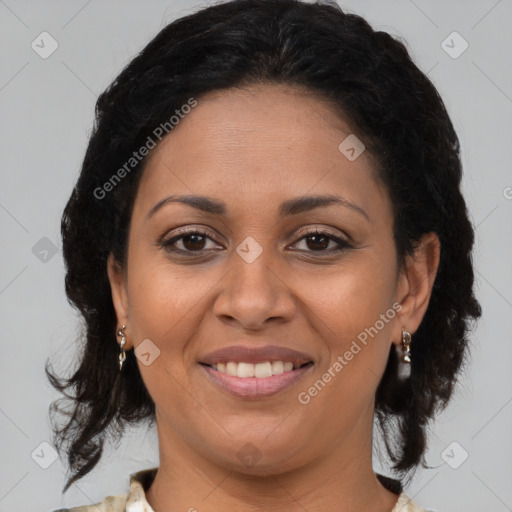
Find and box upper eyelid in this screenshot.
[161,226,220,244]
[161,225,350,249]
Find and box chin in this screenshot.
[205,434,313,476]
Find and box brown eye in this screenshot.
[292,228,352,254]
[160,227,352,257]
[180,233,207,251]
[303,233,330,251]
[161,229,220,254]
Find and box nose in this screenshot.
[212,247,296,330]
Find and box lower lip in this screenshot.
[200,363,314,399]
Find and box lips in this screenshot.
[199,344,314,367]
[198,344,315,398]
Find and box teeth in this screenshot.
[255,362,272,378]
[238,362,255,377]
[226,362,238,376]
[211,361,302,377]
[271,361,284,374]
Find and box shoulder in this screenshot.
[50,493,128,512]
[50,466,158,512]
[392,492,435,512]
[375,474,434,512]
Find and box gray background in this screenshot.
[0,1,511,511]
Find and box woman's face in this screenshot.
[108,83,435,474]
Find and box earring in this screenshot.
[397,328,412,380]
[117,325,127,371]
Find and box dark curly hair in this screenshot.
[46,0,482,494]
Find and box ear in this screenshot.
[107,253,132,350]
[391,232,441,346]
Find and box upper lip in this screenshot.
[199,345,315,366]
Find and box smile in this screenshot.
[199,361,314,399]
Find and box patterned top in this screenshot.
[52,467,430,512]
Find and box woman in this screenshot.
[47,0,481,510]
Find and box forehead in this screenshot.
[133,83,389,223]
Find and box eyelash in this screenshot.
[160,227,352,256]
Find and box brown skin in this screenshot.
[108,84,440,512]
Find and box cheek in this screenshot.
[124,257,202,416]
[126,244,200,335]
[305,259,395,339]
[124,249,197,383]
[299,255,396,390]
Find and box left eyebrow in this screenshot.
[277,194,370,222]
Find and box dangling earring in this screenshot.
[117,325,127,371]
[397,327,412,380]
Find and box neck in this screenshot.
[145,409,400,512]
